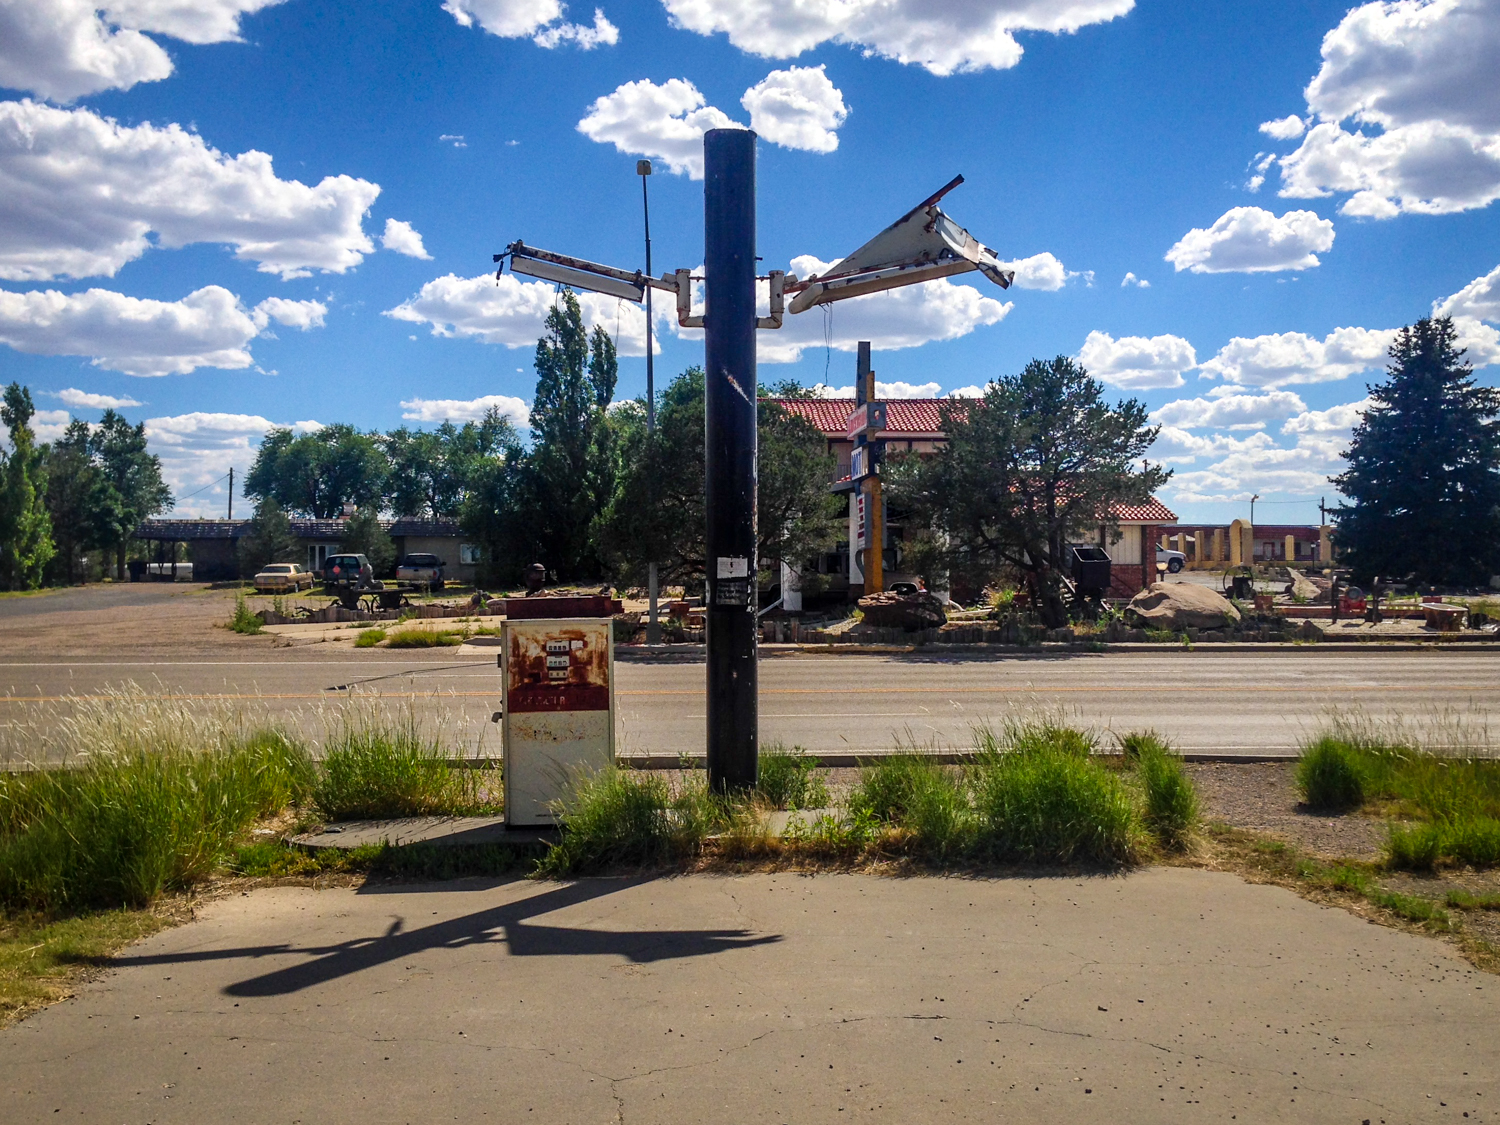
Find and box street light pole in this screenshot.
[702,128,758,793]
[638,159,660,646]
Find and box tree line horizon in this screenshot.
[2,302,1494,611]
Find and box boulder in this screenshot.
[1127,582,1241,630]
[858,590,948,632]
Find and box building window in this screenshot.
[459,543,481,565]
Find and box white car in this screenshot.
[1156,547,1186,574]
[253,562,313,592]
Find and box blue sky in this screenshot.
[2,0,1498,524]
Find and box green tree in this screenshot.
[385,409,518,518]
[236,497,298,575]
[244,423,387,518]
[889,356,1169,626]
[342,505,395,576]
[595,369,840,590]
[44,419,108,585]
[0,383,56,589]
[508,291,620,579]
[90,409,171,580]
[1333,316,1500,586]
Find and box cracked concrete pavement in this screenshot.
[3,868,1496,1123]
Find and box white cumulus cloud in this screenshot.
[1435,263,1500,321]
[400,394,531,426]
[577,78,739,178]
[53,387,143,409]
[658,0,1135,77]
[0,0,286,102]
[997,252,1073,291]
[1259,115,1306,140]
[808,381,943,399]
[144,410,320,517]
[1077,330,1196,390]
[0,100,381,282]
[741,65,847,153]
[1198,325,1397,388]
[443,0,618,48]
[0,286,327,376]
[1164,206,1335,274]
[381,218,433,260]
[1120,272,1150,288]
[1151,390,1308,430]
[1269,0,1500,217]
[385,272,655,357]
[1281,398,1371,437]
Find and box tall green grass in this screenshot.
[1294,712,1500,871]
[0,697,312,912]
[840,721,1144,865]
[1122,732,1199,849]
[756,744,829,810]
[537,768,719,875]
[312,712,499,821]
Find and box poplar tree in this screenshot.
[1334,316,1500,587]
[0,383,56,589]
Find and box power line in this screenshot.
[169,472,230,505]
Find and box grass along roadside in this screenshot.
[1294,711,1500,871]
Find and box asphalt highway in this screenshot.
[1,648,1496,761]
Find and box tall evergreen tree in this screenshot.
[1334,316,1500,586]
[0,383,56,589]
[91,409,171,579]
[510,291,619,579]
[342,505,395,576]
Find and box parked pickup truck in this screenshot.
[252,562,314,592]
[396,553,446,591]
[1156,547,1186,574]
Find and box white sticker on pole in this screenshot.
[716,556,749,579]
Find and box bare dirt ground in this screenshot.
[0,583,399,659]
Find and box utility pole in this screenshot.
[639,159,661,646]
[702,128,758,793]
[855,343,883,594]
[1250,493,1259,527]
[227,467,233,520]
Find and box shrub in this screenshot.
[756,744,829,810]
[1296,737,1366,810]
[1129,734,1198,849]
[848,755,954,824]
[0,727,312,912]
[312,714,498,821]
[385,628,462,649]
[972,742,1140,865]
[228,592,263,635]
[538,769,717,875]
[354,628,387,648]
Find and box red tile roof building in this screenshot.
[771,397,1177,599]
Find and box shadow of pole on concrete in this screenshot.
[100,879,781,998]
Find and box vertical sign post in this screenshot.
[703,128,759,793]
[855,342,884,594]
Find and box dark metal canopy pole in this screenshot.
[638,159,661,646]
[702,128,758,793]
